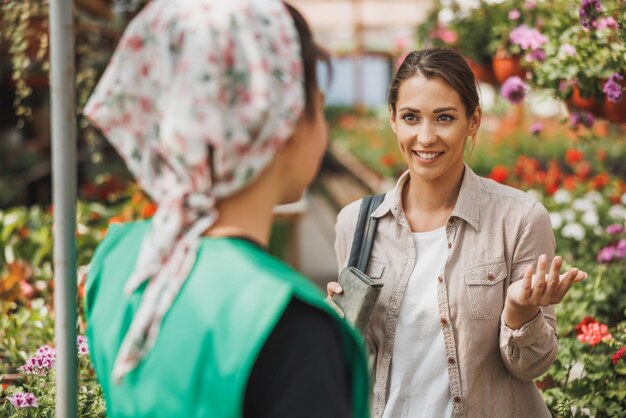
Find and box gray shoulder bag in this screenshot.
[332,194,385,334]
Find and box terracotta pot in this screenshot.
[466,57,497,85]
[602,78,626,124]
[567,85,604,117]
[492,52,526,85]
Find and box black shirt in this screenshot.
[243,298,353,418]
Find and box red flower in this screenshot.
[575,161,592,180]
[544,181,559,196]
[563,175,578,191]
[612,346,626,365]
[575,316,597,335]
[565,148,584,165]
[488,165,509,183]
[591,173,610,190]
[380,153,396,168]
[576,320,613,346]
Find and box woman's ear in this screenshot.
[468,106,482,136]
[389,106,397,134]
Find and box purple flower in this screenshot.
[77,335,90,356]
[579,0,603,29]
[603,73,624,103]
[595,16,617,30]
[19,345,56,375]
[508,9,521,20]
[559,44,577,57]
[597,245,616,263]
[527,48,546,62]
[570,111,595,129]
[529,121,544,135]
[606,224,624,235]
[8,392,39,408]
[501,76,529,103]
[509,25,548,51]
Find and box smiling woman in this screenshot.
[327,48,587,418]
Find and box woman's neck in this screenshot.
[203,174,281,247]
[402,163,465,231]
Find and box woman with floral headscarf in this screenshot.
[83,1,370,417]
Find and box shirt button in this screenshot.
[453,396,462,403]
[438,276,443,283]
[448,242,452,249]
[487,273,496,281]
[440,317,448,325]
[448,357,456,365]
[448,217,455,224]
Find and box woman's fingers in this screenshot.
[529,254,548,305]
[545,256,562,297]
[556,268,586,296]
[519,264,534,303]
[326,282,343,298]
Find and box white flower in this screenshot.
[609,205,626,220]
[584,191,603,204]
[549,212,564,229]
[594,226,604,235]
[563,209,576,222]
[582,210,599,226]
[561,222,586,241]
[553,189,572,204]
[572,198,594,212]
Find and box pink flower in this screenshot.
[19,345,56,375]
[576,321,613,346]
[430,27,458,44]
[524,0,537,9]
[559,44,577,57]
[508,9,521,20]
[596,16,618,30]
[509,24,548,51]
[8,392,39,408]
[529,121,544,135]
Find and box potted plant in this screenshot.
[529,0,626,123]
[489,0,552,84]
[446,0,511,84]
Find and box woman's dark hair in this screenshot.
[388,48,479,118]
[284,2,330,119]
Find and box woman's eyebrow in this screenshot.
[434,106,458,113]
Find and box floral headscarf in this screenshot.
[83,0,305,382]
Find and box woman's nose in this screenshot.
[416,121,438,147]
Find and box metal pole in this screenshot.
[49,0,78,416]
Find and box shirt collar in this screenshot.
[371,164,481,231]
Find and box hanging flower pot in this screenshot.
[465,57,497,85]
[566,86,604,117]
[492,51,526,85]
[602,75,626,124]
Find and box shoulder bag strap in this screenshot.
[347,193,386,272]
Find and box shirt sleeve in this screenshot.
[334,202,360,273]
[243,298,353,418]
[499,201,559,382]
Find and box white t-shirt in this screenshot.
[381,226,453,418]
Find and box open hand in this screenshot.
[504,254,586,329]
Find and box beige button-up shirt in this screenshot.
[335,165,557,418]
